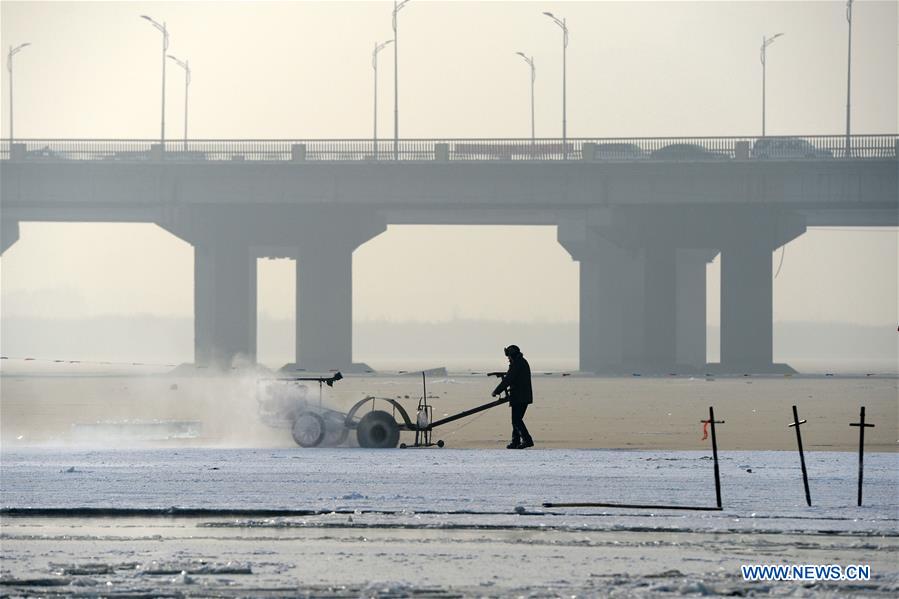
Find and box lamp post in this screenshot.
[373,39,393,161]
[845,0,854,158]
[760,32,784,137]
[515,52,536,147]
[167,54,190,151]
[392,0,413,160]
[6,42,31,146]
[543,12,568,158]
[141,15,169,148]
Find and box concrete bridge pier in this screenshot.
[292,240,356,372]
[163,207,386,372]
[676,249,717,370]
[714,212,807,374]
[719,243,774,371]
[558,225,643,373]
[282,216,387,373]
[193,238,258,369]
[161,212,260,371]
[642,246,677,369]
[560,221,717,374]
[636,246,716,373]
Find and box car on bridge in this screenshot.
[453,142,572,160]
[25,146,63,160]
[101,149,209,161]
[590,143,646,161]
[103,150,152,161]
[649,143,728,161]
[751,137,833,160]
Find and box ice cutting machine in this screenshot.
[258,371,510,449]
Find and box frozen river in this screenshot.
[2,448,897,596]
[2,448,898,530]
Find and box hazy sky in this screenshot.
[1,0,896,138]
[0,1,897,329]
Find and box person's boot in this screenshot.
[506,440,521,449]
[517,438,534,449]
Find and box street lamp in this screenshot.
[515,52,536,146]
[392,0,413,160]
[167,54,190,151]
[543,12,568,158]
[141,15,169,148]
[845,0,854,157]
[760,32,784,137]
[6,42,31,145]
[372,39,394,161]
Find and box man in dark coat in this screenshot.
[491,344,534,449]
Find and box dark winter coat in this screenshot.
[493,354,533,406]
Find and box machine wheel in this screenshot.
[356,410,400,449]
[291,411,325,447]
[322,412,350,447]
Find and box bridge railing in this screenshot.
[1,135,896,162]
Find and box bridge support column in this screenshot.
[713,209,806,374]
[559,226,643,373]
[283,218,386,373]
[194,240,257,368]
[719,244,775,372]
[676,249,717,370]
[642,246,677,369]
[562,220,717,374]
[294,242,354,371]
[636,247,714,373]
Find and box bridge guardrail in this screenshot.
[1,135,896,163]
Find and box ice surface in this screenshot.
[2,448,896,534]
[3,449,897,596]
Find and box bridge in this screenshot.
[1,135,897,374]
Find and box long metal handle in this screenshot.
[428,396,510,429]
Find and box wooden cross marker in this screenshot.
[700,406,725,509]
[788,405,811,506]
[849,406,875,506]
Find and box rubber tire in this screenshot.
[322,413,350,447]
[356,410,400,449]
[291,411,325,447]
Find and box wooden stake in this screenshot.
[542,407,725,512]
[849,406,875,506]
[788,405,811,506]
[701,406,725,509]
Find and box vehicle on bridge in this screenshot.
[751,137,833,160]
[102,150,152,161]
[452,142,573,160]
[25,146,63,160]
[591,143,646,161]
[649,143,729,161]
[102,150,210,161]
